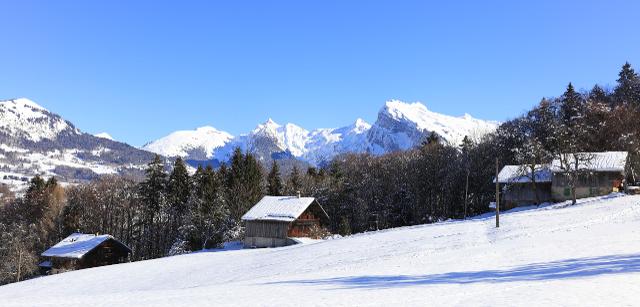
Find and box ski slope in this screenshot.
[1,194,640,306]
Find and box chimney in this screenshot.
[297,191,301,198]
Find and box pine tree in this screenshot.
[559,83,584,127]
[167,157,191,245]
[167,157,191,217]
[614,62,640,106]
[139,154,167,258]
[267,161,283,196]
[226,148,264,221]
[287,165,302,194]
[589,84,609,105]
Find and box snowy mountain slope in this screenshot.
[0,98,158,190]
[2,194,639,306]
[142,126,233,160]
[367,100,499,154]
[146,100,497,166]
[0,98,79,142]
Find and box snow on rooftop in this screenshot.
[42,233,115,259]
[241,196,318,222]
[496,164,552,183]
[551,151,628,172]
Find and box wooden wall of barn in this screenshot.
[503,182,552,209]
[245,221,290,239]
[552,171,624,201]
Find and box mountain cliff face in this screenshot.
[366,100,498,154]
[0,98,157,190]
[144,100,498,166]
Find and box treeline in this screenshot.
[2,62,640,285]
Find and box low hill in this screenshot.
[1,194,639,306]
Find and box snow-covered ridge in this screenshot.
[0,98,158,192]
[0,98,78,142]
[94,132,114,141]
[145,100,497,165]
[142,126,233,159]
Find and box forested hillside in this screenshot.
[1,62,640,286]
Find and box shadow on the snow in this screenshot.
[266,253,640,289]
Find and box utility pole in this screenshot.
[16,249,21,282]
[464,169,469,219]
[495,158,500,228]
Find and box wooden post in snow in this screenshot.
[16,249,21,282]
[495,158,500,228]
[464,170,469,219]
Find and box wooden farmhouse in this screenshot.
[241,195,330,248]
[550,151,627,201]
[495,164,552,209]
[495,151,628,208]
[39,233,132,275]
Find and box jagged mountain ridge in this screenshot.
[144,100,498,166]
[0,98,157,190]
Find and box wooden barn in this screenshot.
[550,151,628,201]
[241,195,330,248]
[39,233,131,275]
[495,164,552,209]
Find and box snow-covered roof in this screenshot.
[42,233,130,259]
[495,165,552,183]
[241,196,327,222]
[550,151,628,172]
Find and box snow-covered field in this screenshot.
[1,194,639,306]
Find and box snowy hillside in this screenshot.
[145,100,497,165]
[0,98,158,191]
[1,194,639,306]
[0,98,79,142]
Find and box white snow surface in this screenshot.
[241,196,317,222]
[94,132,114,140]
[41,233,114,259]
[2,194,640,306]
[142,126,233,158]
[551,151,628,172]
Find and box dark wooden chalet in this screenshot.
[241,195,330,248]
[550,151,628,201]
[39,233,131,275]
[494,151,629,209]
[495,164,552,209]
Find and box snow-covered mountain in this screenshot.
[142,126,232,160]
[367,100,499,154]
[145,100,498,166]
[0,98,158,191]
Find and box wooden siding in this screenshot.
[287,208,321,237]
[245,220,290,239]
[502,182,552,209]
[552,171,624,201]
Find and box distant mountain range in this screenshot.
[143,100,498,166]
[0,98,497,191]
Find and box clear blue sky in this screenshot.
[1,1,639,146]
